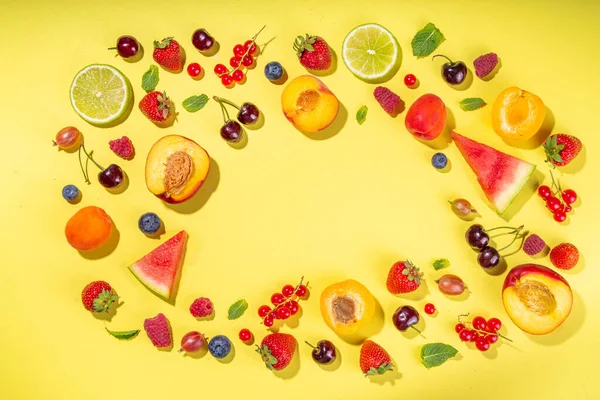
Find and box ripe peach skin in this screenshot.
[145,135,210,204]
[281,75,339,133]
[405,93,447,140]
[502,264,572,335]
[65,206,113,251]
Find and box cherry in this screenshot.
[276,306,291,320]
[475,336,490,352]
[109,35,140,59]
[98,164,125,189]
[258,305,271,318]
[239,329,253,343]
[192,28,215,51]
[455,323,466,333]
[486,318,502,333]
[546,197,561,212]
[477,246,500,268]
[554,210,567,222]
[404,73,417,87]
[538,185,552,199]
[271,293,285,305]
[220,120,243,142]
[295,285,308,298]
[232,69,245,82]
[465,224,490,250]
[306,340,336,365]
[214,97,260,126]
[263,317,274,327]
[472,316,487,330]
[214,64,227,75]
[432,54,467,85]
[287,300,300,315]
[233,44,246,57]
[424,303,436,315]
[187,63,202,78]
[562,189,577,205]
[392,305,421,332]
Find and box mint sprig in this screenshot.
[433,258,450,270]
[356,105,368,125]
[421,343,458,368]
[228,299,248,320]
[182,94,209,113]
[411,23,444,58]
[142,65,159,92]
[105,327,140,340]
[459,97,486,111]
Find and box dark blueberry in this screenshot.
[138,212,162,235]
[62,184,80,202]
[264,61,284,81]
[208,335,232,359]
[431,152,448,169]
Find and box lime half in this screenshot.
[342,23,401,82]
[69,64,132,126]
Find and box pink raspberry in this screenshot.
[523,234,547,256]
[109,136,135,159]
[373,86,401,115]
[189,297,213,318]
[473,53,499,79]
[143,313,172,348]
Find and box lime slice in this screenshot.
[342,23,401,82]
[69,64,132,126]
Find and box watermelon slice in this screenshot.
[129,230,188,300]
[452,132,535,214]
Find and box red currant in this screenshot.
[187,62,202,78]
[554,210,567,222]
[562,189,577,205]
[565,204,573,213]
[233,44,246,57]
[455,323,466,333]
[221,74,233,86]
[424,303,436,315]
[459,329,472,342]
[268,311,278,320]
[469,330,480,342]
[282,285,295,297]
[232,69,245,82]
[271,293,285,305]
[485,334,499,344]
[258,305,271,318]
[404,73,417,87]
[242,55,254,67]
[263,317,274,327]
[295,285,308,298]
[475,336,490,351]
[472,316,487,330]
[214,63,227,75]
[546,197,561,212]
[486,318,502,333]
[537,185,551,199]
[230,56,242,68]
[276,306,291,320]
[244,40,258,56]
[239,328,253,342]
[287,300,300,315]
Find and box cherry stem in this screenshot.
[485,226,519,233]
[78,146,90,184]
[502,234,527,257]
[213,96,240,110]
[107,47,116,50]
[432,54,453,63]
[80,144,105,171]
[549,169,562,194]
[410,326,425,338]
[304,341,317,350]
[498,226,525,252]
[215,99,231,123]
[472,328,513,343]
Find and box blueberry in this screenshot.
[264,61,284,81]
[62,184,80,202]
[208,335,232,359]
[138,212,162,235]
[431,152,448,169]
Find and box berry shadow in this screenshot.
[165,157,220,214]
[561,251,585,275]
[195,312,216,322]
[107,171,129,195]
[300,102,348,141]
[93,300,123,322]
[479,57,502,82]
[79,225,120,260]
[245,108,265,131]
[483,257,508,276]
[308,46,338,77]
[269,69,289,86]
[528,289,586,345]
[419,107,455,150]
[502,169,544,222]
[124,45,144,63]
[369,368,402,386]
[144,220,166,240]
[200,41,220,57]
[183,344,209,359]
[284,306,303,329]
[273,346,300,379]
[228,131,249,149]
[215,343,236,364]
[503,106,555,150]
[446,68,473,91]
[400,319,427,340]
[316,344,342,372]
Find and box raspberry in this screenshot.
[373,86,401,115]
[473,52,499,79]
[109,136,135,159]
[523,234,546,256]
[189,297,213,318]
[143,313,172,348]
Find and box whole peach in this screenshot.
[65,206,113,251]
[405,94,447,140]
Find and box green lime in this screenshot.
[342,23,401,82]
[69,64,132,126]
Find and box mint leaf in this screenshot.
[182,94,209,113]
[411,23,444,58]
[433,258,450,270]
[459,97,486,111]
[421,343,458,368]
[142,65,159,92]
[356,106,368,125]
[227,299,248,320]
[105,327,140,340]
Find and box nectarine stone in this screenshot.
[320,279,375,336]
[65,206,113,251]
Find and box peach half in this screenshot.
[145,135,210,204]
[320,279,375,337]
[502,264,572,335]
[281,75,339,133]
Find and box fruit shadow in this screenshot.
[559,144,587,174]
[273,347,300,379]
[317,345,342,372]
[479,58,502,82]
[215,344,236,364]
[336,298,385,345]
[400,319,427,340]
[107,172,129,195]
[200,41,220,57]
[93,300,123,322]
[369,368,402,386]
[309,46,338,77]
[183,345,209,359]
[228,131,249,149]
[124,45,144,63]
[419,108,455,150]
[528,290,586,345]
[501,169,544,222]
[270,70,289,86]
[195,312,216,322]
[482,257,508,277]
[395,283,429,301]
[502,106,555,150]
[446,68,473,91]
[165,157,220,214]
[245,109,265,131]
[79,225,120,260]
[441,288,470,302]
[300,102,348,141]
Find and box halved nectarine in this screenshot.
[281,75,339,133]
[145,135,210,204]
[492,87,545,141]
[320,279,375,336]
[65,206,113,251]
[502,264,572,335]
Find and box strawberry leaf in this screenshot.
[356,106,368,125]
[142,65,159,92]
[411,23,444,58]
[227,299,248,320]
[459,97,486,111]
[433,258,450,270]
[420,343,458,368]
[105,327,140,340]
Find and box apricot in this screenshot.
[405,94,447,140]
[492,87,545,141]
[281,75,339,133]
[320,279,375,336]
[65,206,113,251]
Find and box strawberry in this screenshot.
[550,243,579,270]
[386,260,423,294]
[153,37,184,72]
[293,34,331,70]
[256,332,296,371]
[543,134,582,167]
[81,281,117,313]
[139,91,174,123]
[360,340,393,376]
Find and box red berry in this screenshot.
[404,73,417,87]
[469,330,480,342]
[187,62,202,78]
[295,285,308,298]
[232,69,244,82]
[459,329,472,342]
[268,311,278,320]
[485,334,499,344]
[230,56,242,68]
[455,323,466,333]
[565,204,573,213]
[276,306,291,320]
[242,55,254,67]
[244,40,258,56]
[424,303,436,315]
[258,305,271,318]
[472,316,486,330]
[287,300,300,315]
[554,210,567,222]
[239,328,253,342]
[282,285,295,297]
[271,293,285,305]
[475,336,490,351]
[486,318,502,333]
[221,74,233,86]
[214,63,227,75]
[537,185,551,199]
[233,44,246,57]
[546,197,561,212]
[263,317,274,327]
[562,189,577,205]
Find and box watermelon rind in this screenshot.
[494,162,536,214]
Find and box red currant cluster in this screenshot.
[257,277,309,328]
[455,314,511,352]
[213,26,265,87]
[537,170,578,223]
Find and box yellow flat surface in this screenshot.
[1,0,598,398]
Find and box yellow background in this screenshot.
[1,0,598,398]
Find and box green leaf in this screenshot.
[182,94,209,113]
[420,343,458,368]
[227,299,248,320]
[459,97,486,111]
[142,65,159,92]
[105,327,140,340]
[411,23,444,58]
[433,258,450,270]
[356,106,368,125]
